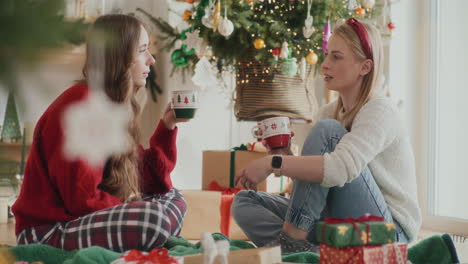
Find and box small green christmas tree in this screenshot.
[1,91,22,142]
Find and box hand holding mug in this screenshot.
[162,103,191,130]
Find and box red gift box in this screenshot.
[319,243,407,264]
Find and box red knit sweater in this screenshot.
[12,83,177,235]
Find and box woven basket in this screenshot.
[234,56,318,122]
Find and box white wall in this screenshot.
[387,0,427,212]
[430,0,468,219]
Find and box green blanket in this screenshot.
[0,233,459,264]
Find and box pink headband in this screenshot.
[346,18,373,60]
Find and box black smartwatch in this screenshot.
[271,155,283,177]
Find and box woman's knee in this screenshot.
[302,119,347,155]
[231,190,252,222]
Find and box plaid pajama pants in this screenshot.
[17,188,186,252]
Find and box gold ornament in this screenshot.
[337,225,349,236]
[254,38,266,49]
[355,7,366,17]
[306,51,318,64]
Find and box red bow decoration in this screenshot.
[208,180,243,195]
[123,249,178,264]
[322,215,384,245]
[208,181,243,237]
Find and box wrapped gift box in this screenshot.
[202,150,289,193]
[315,217,396,247]
[179,190,248,240]
[182,246,282,264]
[319,243,407,264]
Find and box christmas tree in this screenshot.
[140,0,391,73]
[1,91,22,142]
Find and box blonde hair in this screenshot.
[332,20,383,130]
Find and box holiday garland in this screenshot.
[141,0,393,75]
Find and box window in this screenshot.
[425,0,468,234]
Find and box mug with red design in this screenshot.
[252,117,291,149]
[172,90,198,119]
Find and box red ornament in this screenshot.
[387,22,396,31]
[272,48,281,56]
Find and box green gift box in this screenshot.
[315,216,396,248]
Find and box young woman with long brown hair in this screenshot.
[231,18,421,253]
[12,14,188,252]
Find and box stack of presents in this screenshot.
[180,144,291,240]
[316,215,408,264]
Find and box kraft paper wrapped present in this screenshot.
[316,215,396,248]
[179,190,248,240]
[319,243,408,264]
[202,150,290,193]
[182,246,282,264]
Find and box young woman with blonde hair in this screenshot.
[231,18,421,253]
[12,14,188,252]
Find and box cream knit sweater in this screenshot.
[317,96,421,242]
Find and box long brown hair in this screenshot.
[81,14,143,202]
[332,20,383,130]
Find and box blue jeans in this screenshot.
[231,119,408,246]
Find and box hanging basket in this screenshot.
[234,56,318,122]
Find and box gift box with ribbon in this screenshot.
[202,145,289,193]
[319,242,408,264]
[179,190,248,240]
[315,215,396,248]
